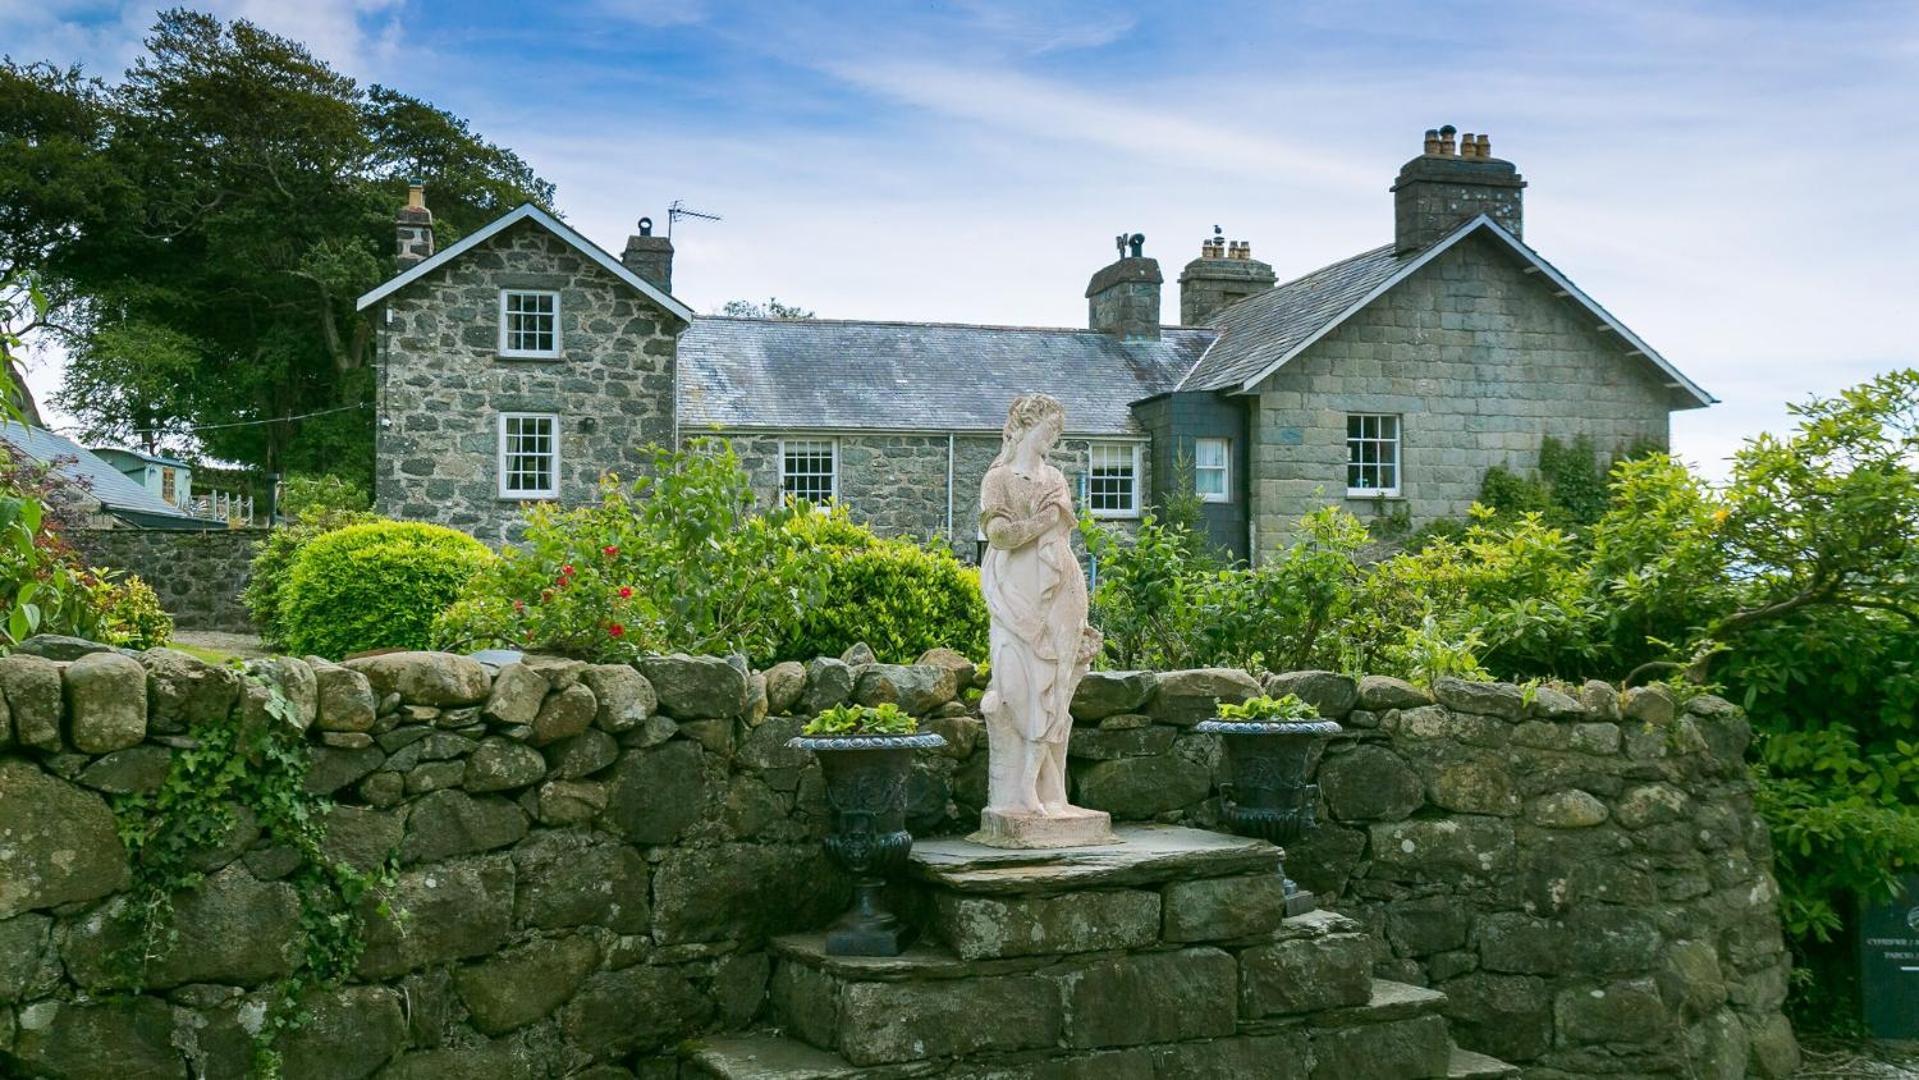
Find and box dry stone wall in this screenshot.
[67,527,263,633]
[0,638,1793,1078]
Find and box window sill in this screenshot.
[1345,491,1403,501]
[499,493,560,503]
[497,352,564,362]
[1090,511,1141,521]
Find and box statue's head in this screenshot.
[1000,393,1065,455]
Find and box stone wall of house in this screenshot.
[374,217,681,544]
[67,528,263,633]
[0,640,1794,1077]
[719,432,1150,558]
[1249,232,1675,554]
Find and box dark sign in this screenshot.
[1860,873,1919,1039]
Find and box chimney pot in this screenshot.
[1423,128,1441,155]
[1460,133,1476,158]
[394,182,434,270]
[1476,133,1491,157]
[1438,124,1457,156]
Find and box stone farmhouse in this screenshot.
[356,127,1714,557]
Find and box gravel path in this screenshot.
[1801,1038,1919,1078]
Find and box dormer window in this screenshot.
[499,289,560,358]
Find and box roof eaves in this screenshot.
[1474,219,1716,408]
[354,204,696,324]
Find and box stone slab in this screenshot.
[685,1033,938,1079]
[909,824,1277,896]
[930,888,1160,959]
[771,934,1054,982]
[970,805,1116,850]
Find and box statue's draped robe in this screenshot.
[979,462,1085,752]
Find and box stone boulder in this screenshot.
[453,935,600,1035]
[277,985,407,1080]
[762,660,806,715]
[0,760,129,917]
[241,656,319,732]
[853,664,957,715]
[530,683,596,746]
[1264,670,1359,718]
[561,965,713,1061]
[65,651,148,753]
[1074,754,1212,819]
[400,790,528,864]
[638,653,748,720]
[14,634,114,661]
[1071,670,1157,721]
[1319,745,1424,822]
[344,651,491,707]
[1433,677,1525,720]
[1146,668,1262,726]
[140,647,240,734]
[10,997,181,1078]
[1357,674,1431,712]
[798,657,854,715]
[915,647,977,690]
[482,662,547,726]
[462,737,548,793]
[312,661,378,733]
[357,855,514,979]
[512,830,650,933]
[602,739,706,845]
[580,664,654,732]
[66,862,300,989]
[0,653,63,751]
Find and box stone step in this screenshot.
[908,824,1278,896]
[683,1033,934,1079]
[1447,1045,1522,1079]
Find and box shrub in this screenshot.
[802,702,918,736]
[278,473,371,519]
[437,445,988,666]
[280,521,492,658]
[97,574,173,649]
[244,508,382,649]
[772,526,986,664]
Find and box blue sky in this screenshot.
[6,0,1918,476]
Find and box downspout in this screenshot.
[946,432,955,546]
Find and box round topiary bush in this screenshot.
[777,538,987,664]
[279,521,493,659]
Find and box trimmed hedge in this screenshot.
[280,521,493,659]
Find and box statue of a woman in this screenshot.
[973,394,1115,848]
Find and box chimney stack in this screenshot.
[621,216,674,293]
[1391,124,1525,253]
[1177,229,1275,326]
[1086,233,1162,341]
[395,181,434,270]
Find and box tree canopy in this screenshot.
[0,8,554,476]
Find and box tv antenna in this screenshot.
[667,199,722,238]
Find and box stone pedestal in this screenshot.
[968,804,1116,850]
[686,824,1512,1078]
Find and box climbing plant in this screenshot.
[110,665,398,1076]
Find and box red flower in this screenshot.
[617,586,633,599]
[561,564,575,576]
[512,599,526,613]
[607,622,625,637]
[602,545,620,558]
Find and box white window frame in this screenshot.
[1346,413,1401,497]
[1193,437,1231,504]
[498,412,560,499]
[1087,441,1142,519]
[498,289,561,359]
[779,437,838,505]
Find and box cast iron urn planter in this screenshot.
[787,730,946,956]
[1193,717,1343,915]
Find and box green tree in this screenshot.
[0,9,553,478]
[719,297,815,319]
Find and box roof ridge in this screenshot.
[693,314,1216,337]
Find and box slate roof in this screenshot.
[1176,243,1410,392]
[0,423,191,520]
[1178,215,1713,406]
[677,318,1215,436]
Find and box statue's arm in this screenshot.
[985,513,1049,551]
